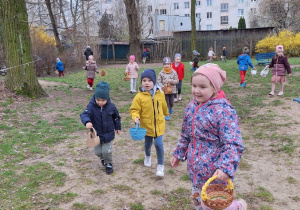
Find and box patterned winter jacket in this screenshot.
[84,61,98,79]
[157,69,179,94]
[126,62,140,79]
[173,98,244,187]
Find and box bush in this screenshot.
[255,30,300,56]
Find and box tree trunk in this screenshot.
[124,0,141,63]
[191,0,196,60]
[0,0,47,98]
[45,0,64,55]
[59,0,68,30]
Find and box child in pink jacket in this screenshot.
[125,55,140,93]
[171,63,246,210]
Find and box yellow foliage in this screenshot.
[255,30,300,56]
[30,26,56,46]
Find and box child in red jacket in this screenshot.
[172,53,185,101]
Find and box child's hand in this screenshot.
[266,65,269,68]
[116,130,121,135]
[213,169,229,182]
[86,122,93,129]
[135,118,140,124]
[83,67,85,69]
[170,156,180,168]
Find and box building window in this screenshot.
[238,9,244,16]
[184,2,190,8]
[108,14,113,21]
[95,1,99,4]
[196,1,201,6]
[221,16,228,24]
[206,25,212,30]
[149,29,153,34]
[148,17,153,23]
[221,3,228,12]
[105,0,111,3]
[207,0,212,6]
[251,0,257,2]
[159,20,165,31]
[160,9,167,15]
[239,0,244,3]
[96,10,101,16]
[174,3,179,9]
[207,12,212,19]
[196,13,201,18]
[148,6,152,13]
[155,9,159,14]
[185,14,190,17]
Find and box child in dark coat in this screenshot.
[80,82,121,175]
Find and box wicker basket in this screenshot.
[124,77,131,81]
[100,69,106,76]
[201,176,234,210]
[129,123,147,141]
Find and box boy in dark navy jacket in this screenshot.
[80,82,121,174]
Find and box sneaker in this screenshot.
[174,98,178,102]
[130,90,133,94]
[169,108,173,114]
[178,94,181,100]
[89,87,93,90]
[277,91,284,96]
[269,92,274,96]
[144,156,151,167]
[165,115,170,121]
[100,159,105,166]
[156,165,164,177]
[105,163,113,175]
[236,199,247,210]
[87,84,90,89]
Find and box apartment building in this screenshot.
[27,0,259,40]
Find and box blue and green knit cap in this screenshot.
[95,81,110,100]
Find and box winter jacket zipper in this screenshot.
[152,99,157,137]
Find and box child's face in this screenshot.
[130,59,134,63]
[88,57,94,62]
[142,77,154,91]
[175,57,181,63]
[192,74,215,103]
[164,63,171,68]
[276,51,283,56]
[95,98,107,107]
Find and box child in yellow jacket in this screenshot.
[130,69,169,177]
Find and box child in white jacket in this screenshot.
[207,47,215,62]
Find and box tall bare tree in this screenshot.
[45,0,64,54]
[123,0,141,62]
[250,0,300,31]
[0,0,47,98]
[191,0,196,59]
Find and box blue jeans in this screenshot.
[144,135,164,165]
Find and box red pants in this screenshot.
[239,71,247,84]
[59,71,64,78]
[87,78,94,87]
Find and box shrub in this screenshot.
[255,30,300,56]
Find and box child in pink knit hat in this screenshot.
[125,55,140,93]
[171,63,247,210]
[266,45,291,96]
